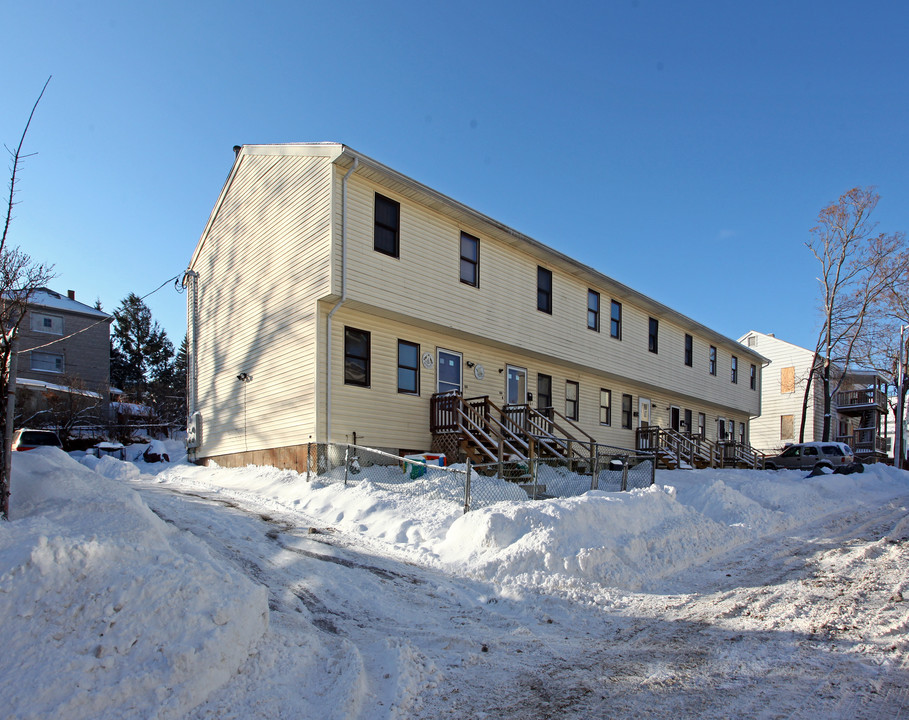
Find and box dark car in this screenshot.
[12,429,63,451]
[764,441,855,471]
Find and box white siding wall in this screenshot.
[743,332,821,453]
[191,154,334,457]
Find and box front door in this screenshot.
[670,406,680,432]
[638,397,651,429]
[506,365,527,405]
[437,349,462,394]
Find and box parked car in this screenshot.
[12,428,63,451]
[763,441,855,471]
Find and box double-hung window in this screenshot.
[731,356,738,384]
[537,267,553,314]
[610,300,622,339]
[374,193,400,258]
[344,327,370,387]
[621,394,632,429]
[587,290,600,331]
[565,381,579,420]
[537,374,552,411]
[397,340,419,394]
[648,318,659,354]
[599,389,611,425]
[460,232,479,286]
[684,334,693,367]
[709,346,717,376]
[750,364,757,390]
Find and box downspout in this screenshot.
[325,157,359,444]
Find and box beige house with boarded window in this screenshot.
[739,330,889,460]
[185,143,765,469]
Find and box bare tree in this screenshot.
[1,78,55,519]
[804,187,905,442]
[852,248,909,465]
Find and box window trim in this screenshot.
[31,312,64,336]
[587,289,600,332]
[537,373,552,412]
[537,266,553,314]
[344,327,371,387]
[599,388,612,426]
[30,350,64,374]
[621,393,633,429]
[397,339,420,395]
[459,232,479,287]
[374,193,400,258]
[565,380,579,421]
[610,300,622,340]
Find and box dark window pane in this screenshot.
[374,194,400,257]
[538,267,552,313]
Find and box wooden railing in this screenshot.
[430,394,596,469]
[836,428,888,456]
[636,426,763,469]
[836,388,887,412]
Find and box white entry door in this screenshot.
[638,397,651,429]
[506,365,527,405]
[437,349,462,394]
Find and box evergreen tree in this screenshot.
[111,293,174,402]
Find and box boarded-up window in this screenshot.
[781,414,794,440]
[781,366,795,394]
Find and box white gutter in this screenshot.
[325,158,359,444]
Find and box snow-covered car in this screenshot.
[763,441,855,471]
[12,428,62,451]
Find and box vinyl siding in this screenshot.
[328,305,753,450]
[337,171,760,422]
[742,332,823,453]
[190,153,333,458]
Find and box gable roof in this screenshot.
[191,142,767,362]
[29,288,111,321]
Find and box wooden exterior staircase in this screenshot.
[636,426,764,470]
[430,392,596,478]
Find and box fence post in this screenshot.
[306,442,312,481]
[621,460,629,492]
[590,445,599,491]
[530,456,538,501]
[464,459,472,514]
[344,444,350,487]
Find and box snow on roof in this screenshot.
[16,377,102,399]
[28,288,111,320]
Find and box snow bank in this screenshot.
[0,448,268,720]
[151,458,909,595]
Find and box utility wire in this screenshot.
[20,274,182,353]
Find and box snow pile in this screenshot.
[0,448,268,720]
[150,456,909,594]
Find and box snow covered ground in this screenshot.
[2,443,909,718]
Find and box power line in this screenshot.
[19,274,182,353]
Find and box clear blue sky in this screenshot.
[3,0,908,353]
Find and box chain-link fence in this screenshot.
[297,442,654,512]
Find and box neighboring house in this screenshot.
[739,330,889,461]
[185,143,765,470]
[16,288,113,426]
